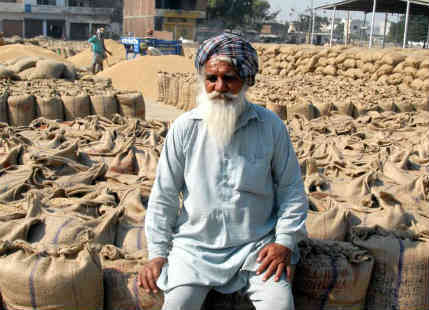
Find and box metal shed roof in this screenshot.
[316,0,429,16]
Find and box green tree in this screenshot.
[207,0,279,30]
[387,15,428,44]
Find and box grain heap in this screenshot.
[97,54,194,101]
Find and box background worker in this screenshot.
[88,27,111,74]
[139,41,163,56]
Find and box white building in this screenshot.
[0,0,122,40]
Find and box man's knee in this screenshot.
[162,285,211,310]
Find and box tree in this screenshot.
[387,15,428,44]
[207,0,279,30]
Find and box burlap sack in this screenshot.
[26,193,120,246]
[0,93,8,124]
[117,93,145,120]
[0,240,104,310]
[8,95,36,126]
[62,94,91,121]
[114,189,148,254]
[100,245,163,310]
[0,218,40,242]
[167,76,180,107]
[8,56,38,73]
[333,100,357,118]
[266,103,286,120]
[306,199,348,241]
[35,96,64,121]
[90,94,119,120]
[287,102,317,120]
[29,60,65,79]
[347,205,412,235]
[294,239,374,310]
[352,227,429,310]
[157,71,170,103]
[0,166,38,203]
[0,65,19,80]
[136,148,159,181]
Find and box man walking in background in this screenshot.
[88,27,111,74]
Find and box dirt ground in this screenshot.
[145,98,183,121]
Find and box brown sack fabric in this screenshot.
[100,245,163,310]
[0,240,104,310]
[352,227,429,310]
[294,238,374,310]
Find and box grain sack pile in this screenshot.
[0,77,145,125]
[0,115,168,309]
[0,43,66,63]
[156,70,426,121]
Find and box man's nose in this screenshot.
[214,77,228,93]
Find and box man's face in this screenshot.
[204,58,244,96]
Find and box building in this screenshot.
[123,0,208,40]
[0,0,122,40]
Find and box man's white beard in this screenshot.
[197,85,247,149]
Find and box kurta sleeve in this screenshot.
[145,120,186,260]
[271,121,308,263]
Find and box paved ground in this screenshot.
[145,99,184,122]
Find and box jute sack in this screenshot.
[8,95,36,126]
[0,65,19,80]
[167,76,180,107]
[35,96,64,121]
[8,56,38,73]
[136,148,159,181]
[347,205,412,235]
[287,102,317,120]
[306,199,348,241]
[157,71,169,103]
[294,239,374,310]
[0,93,8,124]
[0,240,104,310]
[0,166,39,203]
[352,227,429,310]
[62,94,91,121]
[0,218,40,242]
[29,60,65,79]
[117,93,145,120]
[26,193,120,246]
[114,189,148,254]
[100,245,163,310]
[266,103,287,120]
[333,100,357,118]
[90,94,119,119]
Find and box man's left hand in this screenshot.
[256,243,291,282]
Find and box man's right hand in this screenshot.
[138,257,167,293]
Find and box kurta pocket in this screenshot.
[234,155,271,196]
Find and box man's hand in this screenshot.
[256,243,292,282]
[138,257,167,293]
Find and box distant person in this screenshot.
[0,32,4,46]
[88,27,111,74]
[139,41,162,56]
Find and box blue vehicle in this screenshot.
[120,36,183,59]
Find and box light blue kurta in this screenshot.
[145,101,308,293]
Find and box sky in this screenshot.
[266,0,391,24]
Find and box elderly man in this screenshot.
[139,33,308,310]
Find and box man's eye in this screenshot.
[206,75,218,83]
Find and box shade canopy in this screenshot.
[316,0,429,16]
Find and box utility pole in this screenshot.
[311,0,316,44]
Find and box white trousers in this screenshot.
[161,271,295,310]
